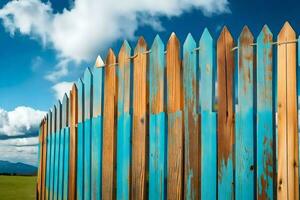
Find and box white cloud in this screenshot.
[0,138,38,166]
[0,0,229,81]
[52,81,73,100]
[0,107,46,137]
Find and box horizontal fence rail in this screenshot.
[37,22,300,200]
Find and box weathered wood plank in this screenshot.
[54,101,61,200]
[199,28,217,199]
[91,56,104,200]
[62,94,69,200]
[58,96,67,200]
[166,33,183,200]
[217,26,235,200]
[235,26,254,199]
[69,84,77,200]
[45,112,51,199]
[83,68,93,200]
[50,108,55,200]
[37,121,43,200]
[41,118,47,200]
[256,25,274,200]
[102,49,117,199]
[131,37,148,200]
[183,33,199,200]
[149,35,166,199]
[277,22,299,200]
[76,79,84,200]
[117,41,132,200]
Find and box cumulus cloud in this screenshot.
[52,81,73,100]
[0,107,46,137]
[0,137,38,165]
[0,0,229,81]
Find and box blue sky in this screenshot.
[0,0,299,166]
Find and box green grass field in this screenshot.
[0,175,36,200]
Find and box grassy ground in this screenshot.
[0,175,36,200]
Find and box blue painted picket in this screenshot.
[54,102,61,200]
[199,28,217,199]
[183,33,199,200]
[62,94,69,200]
[83,68,92,200]
[91,57,104,200]
[235,26,254,199]
[49,106,56,200]
[256,25,274,199]
[45,112,51,199]
[116,41,132,200]
[63,127,70,200]
[76,78,84,200]
[149,35,167,200]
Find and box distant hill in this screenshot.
[0,160,37,176]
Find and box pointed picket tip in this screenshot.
[134,36,147,53]
[278,21,295,40]
[62,93,68,104]
[167,32,180,46]
[76,78,84,91]
[257,25,273,43]
[184,33,196,46]
[238,26,254,43]
[95,55,104,68]
[217,26,234,44]
[200,28,213,42]
[71,83,77,92]
[83,67,92,81]
[118,40,131,57]
[106,48,116,64]
[151,34,164,48]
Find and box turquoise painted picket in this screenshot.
[199,28,217,199]
[76,79,84,200]
[149,35,166,200]
[256,26,274,199]
[235,27,254,199]
[116,41,132,200]
[83,68,92,200]
[91,60,104,200]
[37,23,300,200]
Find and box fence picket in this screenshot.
[58,98,66,200]
[45,112,51,199]
[217,26,235,200]
[76,79,84,200]
[183,33,199,200]
[131,37,148,199]
[69,85,77,200]
[102,49,117,199]
[91,56,104,200]
[54,101,61,200]
[256,25,274,200]
[235,26,254,199]
[166,33,183,200]
[117,41,132,200]
[199,28,217,199]
[49,109,55,200]
[62,94,69,200]
[149,35,166,200]
[277,22,299,200]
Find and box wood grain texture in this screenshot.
[183,33,199,200]
[102,49,117,199]
[54,101,61,200]
[49,108,55,200]
[45,113,51,199]
[166,33,183,200]
[217,26,235,200]
[37,121,43,200]
[131,37,148,200]
[83,68,93,200]
[117,41,132,200]
[69,84,78,200]
[199,29,217,199]
[277,22,299,200]
[167,33,181,112]
[76,79,84,200]
[149,35,166,199]
[256,25,274,200]
[235,26,254,199]
[91,60,104,200]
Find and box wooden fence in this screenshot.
[37,22,300,200]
